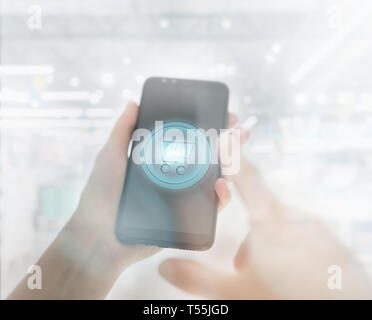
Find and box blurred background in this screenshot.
[1,0,372,299]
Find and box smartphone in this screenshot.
[115,77,229,250]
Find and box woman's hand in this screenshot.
[8,101,233,299]
[159,156,372,299]
[66,101,233,272]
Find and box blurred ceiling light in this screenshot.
[0,119,112,129]
[69,77,80,87]
[45,75,54,84]
[241,116,258,131]
[323,165,358,189]
[361,92,371,104]
[122,56,132,66]
[29,100,41,108]
[42,91,91,101]
[0,89,29,103]
[226,65,236,76]
[243,95,252,105]
[0,108,84,118]
[337,92,351,105]
[0,89,96,103]
[294,93,308,106]
[289,8,372,85]
[0,107,113,119]
[122,89,132,100]
[265,54,275,64]
[316,93,328,105]
[328,5,343,30]
[215,63,227,74]
[272,43,281,54]
[101,72,115,86]
[85,109,114,118]
[159,18,169,29]
[209,63,236,77]
[231,115,258,131]
[136,74,145,85]
[221,19,232,29]
[90,90,104,104]
[0,65,54,76]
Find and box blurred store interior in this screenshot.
[1,0,372,298]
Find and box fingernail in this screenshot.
[242,116,258,130]
[216,177,225,186]
[128,100,136,108]
[240,127,250,140]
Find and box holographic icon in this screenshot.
[141,122,211,190]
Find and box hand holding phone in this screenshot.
[116,77,229,250]
[8,95,233,299]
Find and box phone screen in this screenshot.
[115,77,228,250]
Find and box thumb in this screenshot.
[231,155,282,222]
[159,259,235,299]
[108,100,139,151]
[79,101,138,210]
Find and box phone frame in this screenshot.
[115,77,229,250]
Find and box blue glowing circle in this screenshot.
[141,122,211,190]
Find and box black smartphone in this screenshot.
[115,77,229,250]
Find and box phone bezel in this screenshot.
[115,77,229,250]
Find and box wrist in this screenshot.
[9,217,122,300]
[61,214,125,277]
[49,217,124,299]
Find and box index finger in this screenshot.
[231,156,282,222]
